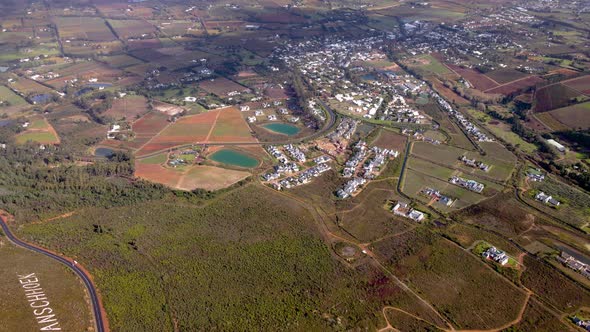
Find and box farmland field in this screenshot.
[103,95,149,121]
[561,75,590,94]
[135,160,251,191]
[485,68,528,84]
[53,17,116,41]
[9,78,54,95]
[0,85,28,108]
[98,55,145,68]
[103,111,170,151]
[447,64,498,91]
[411,141,516,182]
[176,165,251,191]
[199,77,248,97]
[107,19,157,39]
[208,107,256,143]
[534,112,570,132]
[370,128,407,150]
[15,117,60,145]
[137,107,256,156]
[546,102,590,130]
[533,83,582,113]
[485,76,544,96]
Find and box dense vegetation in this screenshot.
[0,127,167,221]
[18,185,429,331]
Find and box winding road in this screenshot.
[0,217,107,332]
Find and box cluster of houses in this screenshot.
[275,162,332,190]
[338,140,398,195]
[284,144,306,162]
[392,201,426,222]
[402,128,441,145]
[449,176,485,193]
[482,246,510,265]
[384,95,427,124]
[328,118,359,143]
[557,252,590,280]
[336,177,367,199]
[263,145,299,180]
[343,140,368,178]
[362,147,399,179]
[264,145,332,190]
[460,155,490,172]
[535,191,560,207]
[276,36,419,121]
[421,187,455,207]
[526,170,545,182]
[433,92,493,142]
[307,100,326,122]
[571,317,590,332]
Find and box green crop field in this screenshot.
[15,132,59,145]
[0,85,27,107]
[412,54,451,75]
[484,123,537,153]
[137,152,168,165]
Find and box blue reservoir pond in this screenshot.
[262,123,300,136]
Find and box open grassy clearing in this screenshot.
[406,54,450,75]
[441,223,523,257]
[484,121,538,153]
[527,174,590,230]
[411,141,516,182]
[373,227,528,330]
[15,117,60,145]
[0,234,93,331]
[0,85,28,107]
[402,168,488,211]
[336,179,412,243]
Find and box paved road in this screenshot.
[0,218,106,332]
